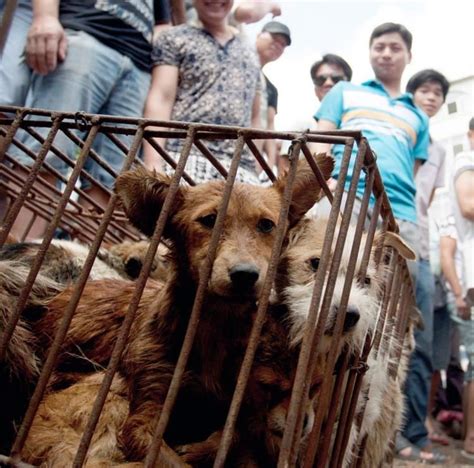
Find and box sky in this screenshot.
[243,0,473,131]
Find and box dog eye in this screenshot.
[309,257,320,271]
[364,277,371,286]
[198,214,217,229]
[257,218,275,233]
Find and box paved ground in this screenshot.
[393,437,474,467]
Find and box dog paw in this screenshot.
[175,441,218,463]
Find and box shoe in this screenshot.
[461,450,474,461]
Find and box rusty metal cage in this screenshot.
[0,106,415,467]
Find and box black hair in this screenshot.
[469,117,474,131]
[309,53,353,82]
[370,22,413,52]
[406,69,450,100]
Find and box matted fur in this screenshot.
[274,216,416,466]
[177,305,318,466]
[22,372,190,468]
[102,240,170,282]
[18,156,334,461]
[0,260,63,453]
[360,310,418,467]
[0,240,123,285]
[24,305,316,467]
[0,260,62,380]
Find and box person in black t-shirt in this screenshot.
[255,21,290,171]
[7,0,170,241]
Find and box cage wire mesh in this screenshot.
[0,106,415,468]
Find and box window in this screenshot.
[447,101,458,114]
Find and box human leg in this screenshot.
[0,0,33,109]
[428,303,452,443]
[80,56,150,208]
[456,309,474,456]
[6,30,129,235]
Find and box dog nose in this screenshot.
[343,306,360,332]
[229,263,260,290]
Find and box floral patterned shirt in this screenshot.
[151,24,260,177]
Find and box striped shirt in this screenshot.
[315,79,429,223]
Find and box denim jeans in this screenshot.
[0,0,33,107]
[10,29,151,188]
[402,258,435,448]
[448,300,474,383]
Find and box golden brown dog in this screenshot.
[19,156,333,461]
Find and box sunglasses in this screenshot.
[313,74,346,86]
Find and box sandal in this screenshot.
[461,450,474,461]
[395,434,446,464]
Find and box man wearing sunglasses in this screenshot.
[310,53,352,102]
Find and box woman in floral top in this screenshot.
[144,0,261,184]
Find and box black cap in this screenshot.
[262,21,291,46]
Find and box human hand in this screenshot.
[26,15,67,75]
[270,2,282,17]
[455,295,470,320]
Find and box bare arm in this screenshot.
[308,119,336,155]
[440,235,469,319]
[263,106,277,168]
[414,159,422,176]
[250,91,261,130]
[233,2,281,24]
[143,64,179,172]
[455,170,474,221]
[27,0,67,75]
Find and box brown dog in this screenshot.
[21,156,333,461]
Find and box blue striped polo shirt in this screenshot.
[315,79,429,223]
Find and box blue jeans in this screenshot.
[0,0,33,108]
[432,303,451,371]
[402,258,434,448]
[10,29,151,188]
[448,300,474,383]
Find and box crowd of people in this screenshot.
[0,0,473,465]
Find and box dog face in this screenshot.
[115,155,334,301]
[277,217,415,353]
[105,240,170,282]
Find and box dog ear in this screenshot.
[274,153,334,226]
[373,231,416,261]
[115,167,185,238]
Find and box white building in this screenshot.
[427,75,472,245]
[430,74,474,183]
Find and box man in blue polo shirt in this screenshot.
[313,23,444,464]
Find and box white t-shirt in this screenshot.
[416,140,446,260]
[450,150,474,303]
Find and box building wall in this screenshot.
[430,75,474,185]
